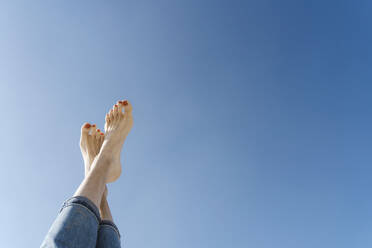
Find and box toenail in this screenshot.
[100,133,104,135]
[123,100,128,106]
[115,104,118,107]
[97,129,100,132]
[118,101,123,104]
[92,124,96,127]
[84,123,91,128]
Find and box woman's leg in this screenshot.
[94,100,133,248]
[41,100,133,248]
[96,188,121,248]
[40,195,101,248]
[40,124,107,248]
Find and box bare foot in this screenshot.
[80,123,109,205]
[101,100,133,183]
[80,123,105,176]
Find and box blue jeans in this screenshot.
[41,196,121,248]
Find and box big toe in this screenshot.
[81,122,91,138]
[80,123,92,147]
[120,100,132,115]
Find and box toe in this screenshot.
[118,101,125,115]
[81,122,91,134]
[95,129,102,145]
[105,114,111,131]
[122,100,132,114]
[80,122,92,148]
[113,104,120,117]
[90,124,97,135]
[96,129,102,139]
[109,109,115,121]
[90,128,100,152]
[98,130,104,146]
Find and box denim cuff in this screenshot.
[60,196,101,224]
[100,219,121,238]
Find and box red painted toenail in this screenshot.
[97,129,100,132]
[118,101,123,104]
[123,100,128,106]
[92,124,96,127]
[100,133,104,135]
[84,123,91,128]
[115,104,118,107]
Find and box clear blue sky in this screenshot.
[0,1,371,247]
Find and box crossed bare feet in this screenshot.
[80,100,133,184]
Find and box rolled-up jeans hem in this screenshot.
[100,219,121,238]
[60,196,101,224]
[60,196,121,238]
[58,196,121,239]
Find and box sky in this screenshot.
[0,0,372,247]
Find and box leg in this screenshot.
[41,100,133,248]
[40,196,101,248]
[73,153,111,208]
[96,188,121,248]
[41,124,106,248]
[100,187,113,222]
[94,100,134,248]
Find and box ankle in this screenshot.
[93,152,113,170]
